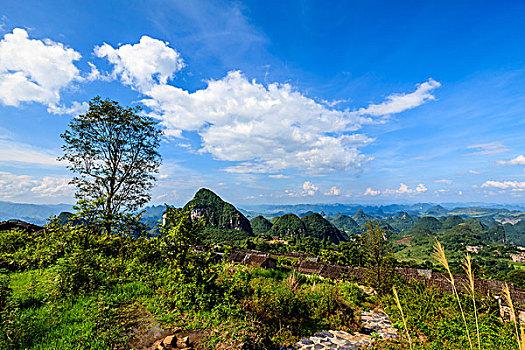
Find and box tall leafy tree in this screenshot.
[361,222,396,294]
[60,97,162,234]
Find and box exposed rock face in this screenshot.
[183,188,252,234]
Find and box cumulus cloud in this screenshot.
[392,183,427,194]
[0,28,82,108]
[94,35,185,91]
[47,101,89,115]
[142,71,436,173]
[364,187,380,196]
[30,177,72,196]
[481,180,525,190]
[364,183,427,196]
[0,171,71,200]
[497,155,525,166]
[92,36,440,174]
[325,186,341,196]
[302,181,319,196]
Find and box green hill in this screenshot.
[411,216,442,232]
[250,215,273,235]
[441,215,464,229]
[300,213,346,243]
[352,209,376,226]
[270,214,306,237]
[386,212,417,232]
[183,188,253,234]
[327,214,361,234]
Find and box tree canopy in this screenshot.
[60,97,162,234]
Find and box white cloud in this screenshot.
[0,28,82,108]
[435,179,452,184]
[364,187,380,196]
[364,183,427,196]
[92,36,440,174]
[30,177,72,196]
[137,70,436,173]
[465,142,509,156]
[47,101,89,115]
[268,174,290,179]
[0,171,71,200]
[355,79,440,116]
[481,180,525,190]
[325,186,341,196]
[497,155,525,166]
[0,138,60,166]
[94,35,185,91]
[458,191,463,195]
[469,170,481,175]
[302,181,319,196]
[388,183,427,194]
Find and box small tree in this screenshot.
[361,222,396,294]
[60,97,162,235]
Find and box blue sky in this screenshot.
[2,0,525,206]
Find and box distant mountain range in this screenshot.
[3,199,525,230]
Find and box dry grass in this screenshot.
[503,282,523,350]
[432,240,473,350]
[392,285,413,350]
[462,254,480,350]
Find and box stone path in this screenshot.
[292,311,398,349]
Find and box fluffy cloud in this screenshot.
[481,180,525,189]
[302,181,319,196]
[364,183,427,196]
[392,183,427,194]
[497,155,525,166]
[94,35,185,91]
[31,177,72,196]
[0,28,82,108]
[325,186,341,196]
[0,171,72,200]
[364,187,380,196]
[93,36,440,174]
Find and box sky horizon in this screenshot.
[2,1,525,207]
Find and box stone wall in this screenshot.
[229,249,525,310]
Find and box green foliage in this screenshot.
[270,214,306,237]
[60,96,162,234]
[327,214,361,235]
[361,223,396,295]
[383,281,518,349]
[507,269,525,288]
[250,215,273,235]
[301,213,346,243]
[183,188,252,234]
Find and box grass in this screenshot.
[432,240,473,350]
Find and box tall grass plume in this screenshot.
[462,254,481,350]
[432,240,473,350]
[503,282,523,350]
[392,285,413,349]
